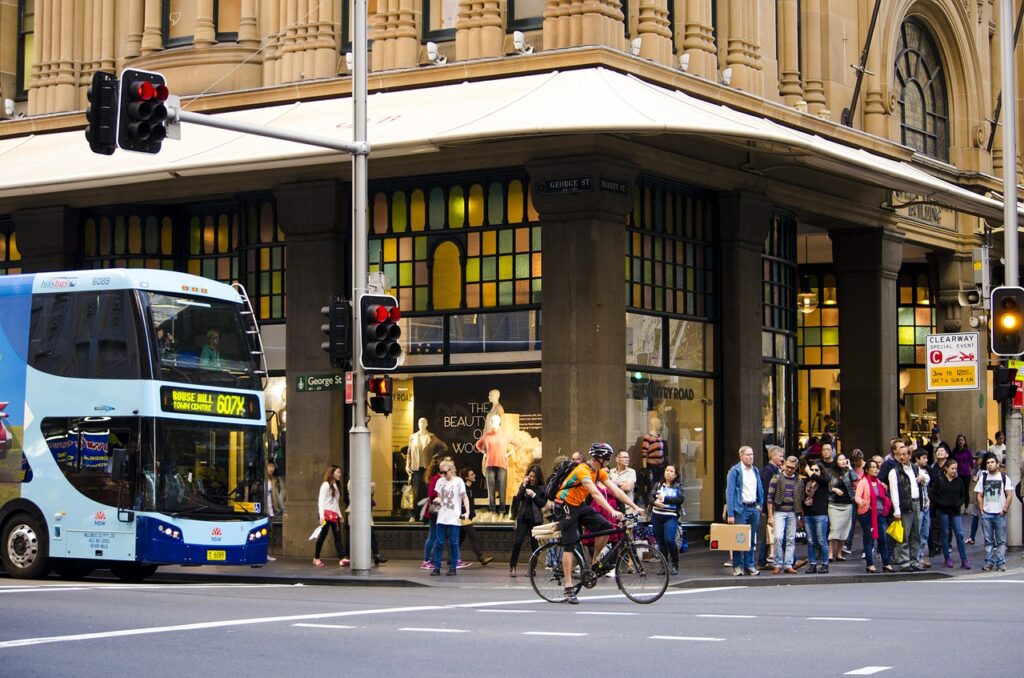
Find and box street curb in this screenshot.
[147,570,429,588]
[670,570,952,589]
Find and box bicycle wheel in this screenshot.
[529,542,583,603]
[614,540,669,604]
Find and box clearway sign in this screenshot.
[926,333,980,391]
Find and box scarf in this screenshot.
[865,476,891,539]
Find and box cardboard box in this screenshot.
[708,523,753,551]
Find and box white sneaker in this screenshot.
[266,556,276,562]
[456,560,471,569]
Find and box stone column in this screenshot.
[527,158,637,465]
[10,206,79,273]
[313,0,337,77]
[195,0,216,47]
[831,226,905,455]
[261,0,282,85]
[636,0,672,65]
[456,0,504,60]
[718,193,774,464]
[100,0,116,73]
[678,0,716,80]
[141,0,164,56]
[725,0,761,94]
[239,0,260,49]
[861,0,886,136]
[125,0,146,60]
[801,0,827,116]
[542,0,624,50]
[777,0,802,106]
[929,251,988,449]
[272,180,350,557]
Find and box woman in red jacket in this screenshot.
[854,459,894,573]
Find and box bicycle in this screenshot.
[528,513,670,604]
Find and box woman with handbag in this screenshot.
[827,453,857,562]
[508,465,546,577]
[419,457,444,570]
[313,465,348,568]
[648,464,683,575]
[854,459,894,573]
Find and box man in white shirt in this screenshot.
[987,431,1006,464]
[975,453,1012,572]
[888,444,925,571]
[608,449,637,506]
[725,446,764,576]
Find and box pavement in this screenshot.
[140,537,1023,588]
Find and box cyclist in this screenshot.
[555,442,643,603]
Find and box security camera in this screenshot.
[678,53,690,72]
[345,52,353,71]
[512,31,533,55]
[630,38,642,57]
[426,42,446,66]
[721,67,733,87]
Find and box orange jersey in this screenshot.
[558,463,609,507]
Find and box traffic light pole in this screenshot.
[349,0,372,575]
[998,1,1022,547]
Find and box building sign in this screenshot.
[534,177,591,194]
[599,177,629,195]
[893,191,957,230]
[159,386,261,419]
[926,333,980,391]
[295,373,345,393]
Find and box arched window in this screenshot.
[895,19,949,162]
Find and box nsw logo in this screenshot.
[94,511,107,526]
[211,527,223,542]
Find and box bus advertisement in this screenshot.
[0,269,270,581]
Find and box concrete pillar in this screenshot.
[528,158,637,466]
[929,251,988,448]
[777,0,802,106]
[832,226,904,454]
[10,206,79,273]
[272,180,349,557]
[718,193,773,464]
[678,0,717,80]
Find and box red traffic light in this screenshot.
[373,305,389,323]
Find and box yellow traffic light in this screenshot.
[999,310,1021,331]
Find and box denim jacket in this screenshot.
[726,462,764,518]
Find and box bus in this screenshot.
[0,269,270,581]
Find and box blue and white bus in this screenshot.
[0,269,270,580]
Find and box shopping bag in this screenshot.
[400,484,415,510]
[308,524,323,541]
[885,519,904,544]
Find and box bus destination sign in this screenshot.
[160,386,261,420]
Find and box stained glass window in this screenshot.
[81,209,177,271]
[0,218,21,275]
[368,172,541,313]
[797,270,839,366]
[897,268,935,366]
[625,178,716,319]
[895,19,949,162]
[762,212,796,335]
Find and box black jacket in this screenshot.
[929,474,967,515]
[511,483,546,526]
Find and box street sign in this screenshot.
[1009,360,1024,409]
[295,372,345,393]
[926,333,980,391]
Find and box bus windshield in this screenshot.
[144,292,257,388]
[154,419,265,519]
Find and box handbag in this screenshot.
[323,509,340,524]
[400,484,415,510]
[886,518,904,543]
[308,524,323,541]
[422,499,441,521]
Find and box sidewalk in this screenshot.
[149,539,1022,589]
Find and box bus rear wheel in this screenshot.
[1,512,49,579]
[109,562,159,582]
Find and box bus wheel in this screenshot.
[1,512,50,579]
[52,559,95,580]
[109,563,159,582]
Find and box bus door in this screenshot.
[42,416,144,561]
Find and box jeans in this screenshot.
[772,510,797,569]
[893,501,922,567]
[731,506,760,571]
[804,514,829,565]
[981,512,1007,567]
[433,523,461,572]
[652,512,680,567]
[917,505,931,562]
[937,512,967,563]
[970,513,980,541]
[485,466,508,513]
[422,517,438,561]
[859,512,890,567]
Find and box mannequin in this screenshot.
[475,413,510,517]
[642,415,666,486]
[407,418,448,509]
[487,389,505,421]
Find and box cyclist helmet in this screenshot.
[589,443,614,461]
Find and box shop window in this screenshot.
[797,267,839,366]
[896,268,934,366]
[626,177,716,318]
[163,0,199,47]
[432,241,462,309]
[895,18,949,162]
[81,210,176,271]
[217,0,241,41]
[423,0,459,41]
[797,368,840,442]
[241,199,287,322]
[761,211,797,450]
[16,0,34,100]
[0,219,21,275]
[508,0,544,31]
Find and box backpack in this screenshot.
[545,459,578,504]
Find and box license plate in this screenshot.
[207,550,226,561]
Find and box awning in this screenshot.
[0,67,1014,221]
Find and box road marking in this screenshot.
[843,667,892,675]
[293,623,357,630]
[807,617,869,622]
[475,609,534,614]
[649,635,724,642]
[0,584,743,649]
[697,614,756,619]
[937,579,1024,584]
[523,631,588,637]
[575,611,637,616]
[400,628,468,634]
[0,583,297,594]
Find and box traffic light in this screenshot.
[320,297,351,369]
[993,365,1019,404]
[359,294,402,370]
[367,376,394,416]
[85,71,118,155]
[117,68,169,153]
[990,286,1024,356]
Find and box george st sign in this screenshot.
[926,333,980,391]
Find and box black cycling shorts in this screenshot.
[557,502,612,546]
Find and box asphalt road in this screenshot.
[1,574,1021,678]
